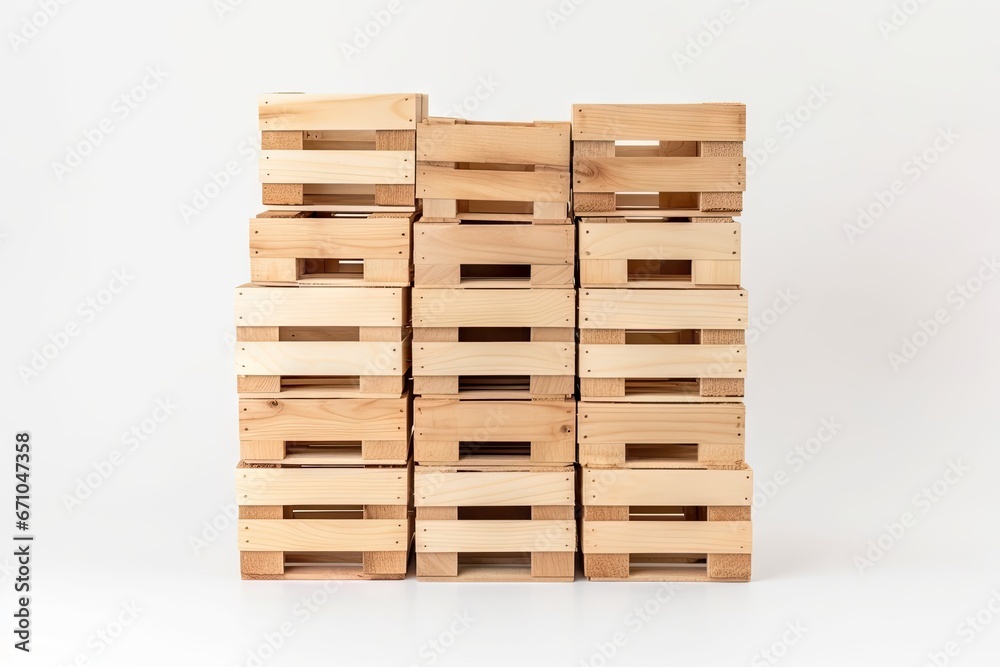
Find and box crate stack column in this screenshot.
[234,93,425,580]
[411,118,577,582]
[573,103,754,582]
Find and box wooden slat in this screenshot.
[414,471,574,507]
[235,285,405,327]
[239,519,408,552]
[414,342,573,376]
[415,399,576,442]
[583,469,752,506]
[236,341,406,376]
[259,93,420,131]
[584,521,751,554]
[412,289,574,328]
[239,397,409,441]
[249,218,410,259]
[572,104,746,141]
[418,122,570,165]
[415,224,574,265]
[237,468,407,505]
[579,290,746,330]
[260,150,413,185]
[417,521,575,552]
[580,222,740,260]
[578,403,744,444]
[574,157,745,193]
[580,345,745,379]
[418,166,569,203]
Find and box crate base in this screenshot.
[241,550,411,581]
[416,553,575,582]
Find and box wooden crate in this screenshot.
[582,466,752,582]
[412,288,575,399]
[235,285,410,398]
[259,93,425,211]
[579,402,744,468]
[414,465,576,581]
[414,399,576,465]
[250,211,414,287]
[237,461,412,580]
[580,216,740,288]
[240,394,411,465]
[414,222,574,288]
[579,289,747,401]
[572,104,746,216]
[417,118,571,222]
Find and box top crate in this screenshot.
[417,119,571,223]
[572,104,746,216]
[259,93,426,212]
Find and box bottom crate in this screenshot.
[237,462,412,580]
[415,465,576,582]
[581,466,752,582]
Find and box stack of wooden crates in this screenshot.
[411,118,578,581]
[573,104,753,582]
[232,96,754,583]
[234,94,425,579]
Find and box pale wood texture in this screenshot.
[417,521,575,552]
[412,289,574,328]
[579,289,747,330]
[582,469,752,506]
[578,403,744,446]
[573,157,745,194]
[418,165,569,203]
[418,122,570,166]
[239,519,408,552]
[239,396,409,441]
[414,342,574,376]
[572,104,746,141]
[235,285,407,327]
[583,522,751,554]
[238,467,408,505]
[259,93,421,131]
[415,224,574,265]
[236,340,408,376]
[414,399,575,443]
[414,470,574,507]
[580,344,745,379]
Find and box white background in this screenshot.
[2,0,999,665]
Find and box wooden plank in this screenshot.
[578,403,744,444]
[418,166,569,203]
[584,521,751,554]
[237,468,407,506]
[579,289,747,330]
[250,218,409,259]
[259,93,420,131]
[692,260,741,286]
[235,285,405,327]
[239,397,408,441]
[415,224,573,265]
[415,470,574,507]
[376,129,417,206]
[580,222,740,260]
[236,341,407,376]
[583,469,752,506]
[417,521,575,552]
[418,122,570,166]
[414,342,573,376]
[415,399,575,442]
[239,519,408,552]
[580,345,745,379]
[412,289,574,328]
[260,150,413,185]
[574,157,745,194]
[572,104,746,141]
